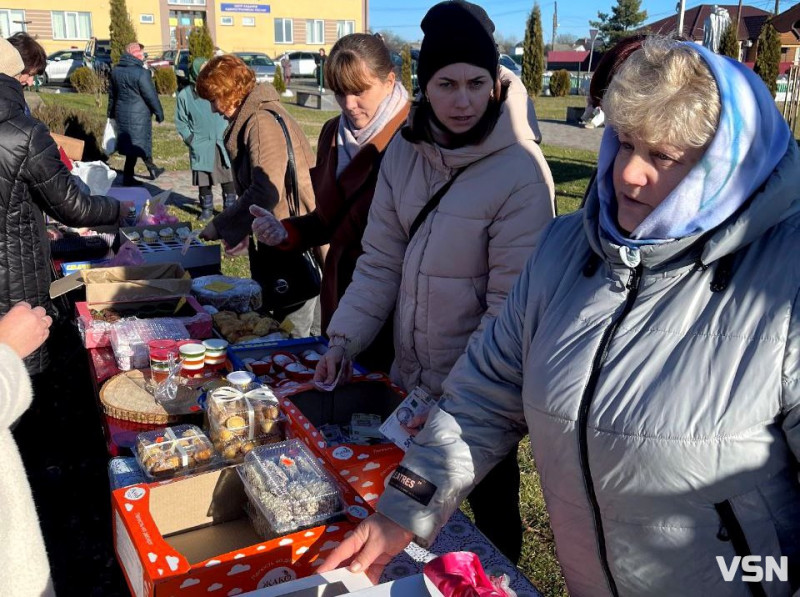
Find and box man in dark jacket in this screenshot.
[108,42,165,186]
[0,68,121,373]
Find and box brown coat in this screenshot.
[213,83,316,247]
[282,104,410,335]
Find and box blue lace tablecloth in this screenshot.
[109,457,541,596]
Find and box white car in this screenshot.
[286,51,317,77]
[499,54,522,77]
[43,49,85,85]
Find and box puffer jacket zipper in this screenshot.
[578,263,643,596]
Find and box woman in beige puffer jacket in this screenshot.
[318,0,555,564]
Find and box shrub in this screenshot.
[755,21,780,98]
[401,45,413,95]
[188,24,214,65]
[549,69,571,97]
[70,67,104,94]
[33,103,107,162]
[153,67,177,95]
[273,65,286,94]
[522,3,545,96]
[110,0,137,65]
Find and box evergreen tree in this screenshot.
[522,3,545,97]
[188,24,215,66]
[401,44,413,95]
[109,0,137,65]
[590,0,647,45]
[719,21,740,59]
[754,20,781,97]
[273,64,286,94]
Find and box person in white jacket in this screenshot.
[307,0,555,563]
[0,302,54,596]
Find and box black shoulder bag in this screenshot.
[252,109,321,312]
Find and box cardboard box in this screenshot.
[51,263,193,302]
[76,295,212,349]
[50,132,84,161]
[112,467,370,597]
[240,570,443,596]
[275,375,406,507]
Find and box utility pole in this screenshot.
[677,0,686,37]
[552,1,558,49]
[774,0,779,14]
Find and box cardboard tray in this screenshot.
[112,467,371,596]
[51,263,192,301]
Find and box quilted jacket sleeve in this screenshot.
[375,244,541,542]
[782,287,800,468]
[23,123,120,226]
[482,177,554,324]
[213,112,286,247]
[139,71,164,122]
[325,141,405,356]
[107,75,116,119]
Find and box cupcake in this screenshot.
[142,229,158,243]
[176,227,191,241]
[159,227,175,242]
[127,231,141,243]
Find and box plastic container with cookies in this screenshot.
[135,424,221,480]
[238,439,344,537]
[207,386,285,463]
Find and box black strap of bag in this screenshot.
[408,166,467,241]
[265,108,301,219]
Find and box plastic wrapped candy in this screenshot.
[135,425,221,480]
[191,275,262,313]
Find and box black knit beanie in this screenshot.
[417,0,498,93]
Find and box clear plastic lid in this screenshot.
[135,424,221,480]
[207,386,285,462]
[239,439,344,536]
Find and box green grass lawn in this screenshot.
[39,89,597,595]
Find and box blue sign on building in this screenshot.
[220,3,271,13]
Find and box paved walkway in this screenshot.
[539,119,604,153]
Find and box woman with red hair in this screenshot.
[196,54,319,335]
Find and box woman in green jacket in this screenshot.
[175,58,235,220]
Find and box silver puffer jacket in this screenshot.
[378,139,800,596]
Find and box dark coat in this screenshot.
[281,105,409,371]
[0,76,120,373]
[108,53,164,158]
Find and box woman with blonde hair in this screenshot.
[250,33,409,371]
[311,0,555,562]
[197,54,318,335]
[321,36,800,595]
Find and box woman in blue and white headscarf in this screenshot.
[319,35,800,596]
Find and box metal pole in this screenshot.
[677,0,686,37]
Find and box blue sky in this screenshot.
[369,0,780,43]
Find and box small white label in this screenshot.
[257,566,297,589]
[348,505,369,519]
[332,446,354,460]
[124,486,146,502]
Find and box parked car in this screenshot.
[284,51,317,77]
[174,49,191,87]
[42,49,85,85]
[146,49,177,70]
[234,52,276,84]
[499,53,522,77]
[84,38,111,79]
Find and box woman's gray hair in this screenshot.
[603,35,720,149]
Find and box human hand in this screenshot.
[250,205,288,246]
[222,237,249,257]
[313,345,352,388]
[401,412,429,438]
[199,222,218,241]
[317,514,413,584]
[0,302,53,359]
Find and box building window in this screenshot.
[306,19,324,44]
[167,0,205,5]
[336,20,355,39]
[242,16,255,26]
[0,9,26,37]
[140,14,154,24]
[51,11,92,40]
[221,16,233,26]
[275,18,292,43]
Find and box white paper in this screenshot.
[379,387,438,451]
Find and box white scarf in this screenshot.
[336,82,408,177]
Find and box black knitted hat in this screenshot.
[417,0,498,93]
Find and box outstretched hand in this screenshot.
[0,302,52,359]
[250,205,288,246]
[317,514,413,584]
